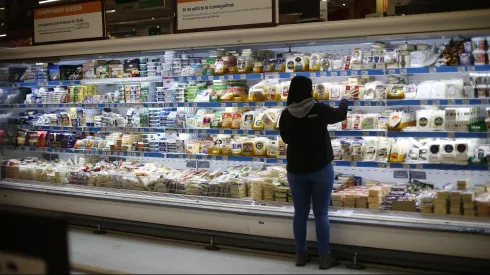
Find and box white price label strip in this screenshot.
[335,210,354,217]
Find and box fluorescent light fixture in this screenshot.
[39,0,60,4]
[106,9,116,13]
[343,3,346,6]
[0,34,6,37]
[0,7,5,10]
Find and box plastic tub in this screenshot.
[476,85,488,98]
[472,37,487,51]
[472,50,487,65]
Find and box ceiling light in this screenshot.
[106,9,116,13]
[39,0,60,4]
[343,3,346,6]
[0,34,7,37]
[0,7,5,10]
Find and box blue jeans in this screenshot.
[287,164,334,256]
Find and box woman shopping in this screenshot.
[279,76,354,270]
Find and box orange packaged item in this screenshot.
[221,113,233,129]
[232,113,242,129]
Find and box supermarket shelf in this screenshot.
[387,99,490,106]
[389,131,490,139]
[12,80,82,88]
[80,76,162,85]
[11,146,159,158]
[3,98,490,109]
[18,125,387,138]
[169,65,490,82]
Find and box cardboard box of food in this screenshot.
[392,201,417,212]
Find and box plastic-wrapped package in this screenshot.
[376,138,393,162]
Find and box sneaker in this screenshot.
[318,254,339,270]
[295,253,311,267]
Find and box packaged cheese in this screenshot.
[313,83,329,100]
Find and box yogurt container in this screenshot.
[472,50,487,65]
[476,85,488,98]
[472,37,487,51]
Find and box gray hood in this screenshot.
[287,98,315,118]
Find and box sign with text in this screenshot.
[175,0,277,33]
[33,0,105,45]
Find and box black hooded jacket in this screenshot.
[279,99,349,174]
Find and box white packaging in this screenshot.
[430,82,446,99]
[440,141,456,164]
[416,82,433,99]
[454,139,476,165]
[445,108,457,121]
[430,110,446,131]
[362,138,378,161]
[329,84,345,100]
[416,109,433,130]
[464,86,475,98]
[445,79,464,99]
[428,140,441,163]
[332,139,342,160]
[405,84,418,99]
[410,51,429,68]
[376,138,392,162]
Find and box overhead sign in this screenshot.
[175,0,277,33]
[33,0,106,45]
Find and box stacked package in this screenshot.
[462,189,477,216]
[368,186,384,209]
[450,190,462,215]
[418,191,435,214]
[457,179,471,190]
[434,187,450,215]
[475,193,490,217]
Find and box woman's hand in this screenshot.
[343,89,359,100]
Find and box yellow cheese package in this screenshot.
[252,113,265,130]
[309,53,326,72]
[231,113,242,129]
[387,84,407,99]
[253,138,268,156]
[248,81,273,101]
[279,82,291,101]
[242,139,254,156]
[262,112,276,130]
[388,111,416,131]
[242,112,255,130]
[270,84,282,101]
[389,139,412,163]
[221,113,233,129]
[313,83,329,100]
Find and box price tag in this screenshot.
[219,129,225,134]
[310,72,317,78]
[211,155,217,160]
[378,163,387,168]
[416,164,424,170]
[462,99,470,105]
[243,103,249,107]
[350,161,357,167]
[362,132,370,137]
[330,71,338,77]
[335,210,354,217]
[219,76,225,80]
[185,129,190,134]
[467,66,475,72]
[340,71,348,76]
[403,164,411,169]
[178,77,184,82]
[361,71,368,76]
[232,103,238,107]
[351,71,358,76]
[329,102,336,108]
[38,82,47,87]
[277,160,283,165]
[354,101,361,106]
[277,102,284,107]
[232,130,238,135]
[388,70,396,75]
[458,66,466,73]
[192,103,198,108]
[429,67,437,73]
[481,99,489,105]
[184,103,190,108]
[330,132,336,138]
[12,83,20,88]
[364,101,372,106]
[200,130,207,134]
[221,103,227,107]
[222,156,228,161]
[290,73,296,78]
[240,74,247,80]
[37,148,47,152]
[254,131,261,136]
[178,154,184,159]
[433,100,440,106]
[377,131,385,137]
[448,132,455,138]
[376,101,384,106]
[256,102,265,107]
[253,157,262,163]
[448,99,456,105]
[400,69,407,75]
[420,100,429,105]
[227,75,234,80]
[321,72,328,77]
[265,73,278,80]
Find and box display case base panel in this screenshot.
[0,180,489,263]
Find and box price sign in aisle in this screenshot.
[175,0,277,33]
[33,0,106,45]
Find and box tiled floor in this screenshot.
[69,228,418,274]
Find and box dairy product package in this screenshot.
[387,84,406,99]
[362,138,378,161]
[313,83,329,100]
[430,82,447,99]
[329,84,345,100]
[445,79,464,99]
[416,81,433,99]
[376,138,393,162]
[416,109,433,130]
[430,110,446,131]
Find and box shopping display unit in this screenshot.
[1,11,490,272]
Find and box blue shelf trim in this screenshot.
[389,131,490,138]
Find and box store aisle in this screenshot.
[68,228,417,274]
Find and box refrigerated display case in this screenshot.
[1,10,490,273]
